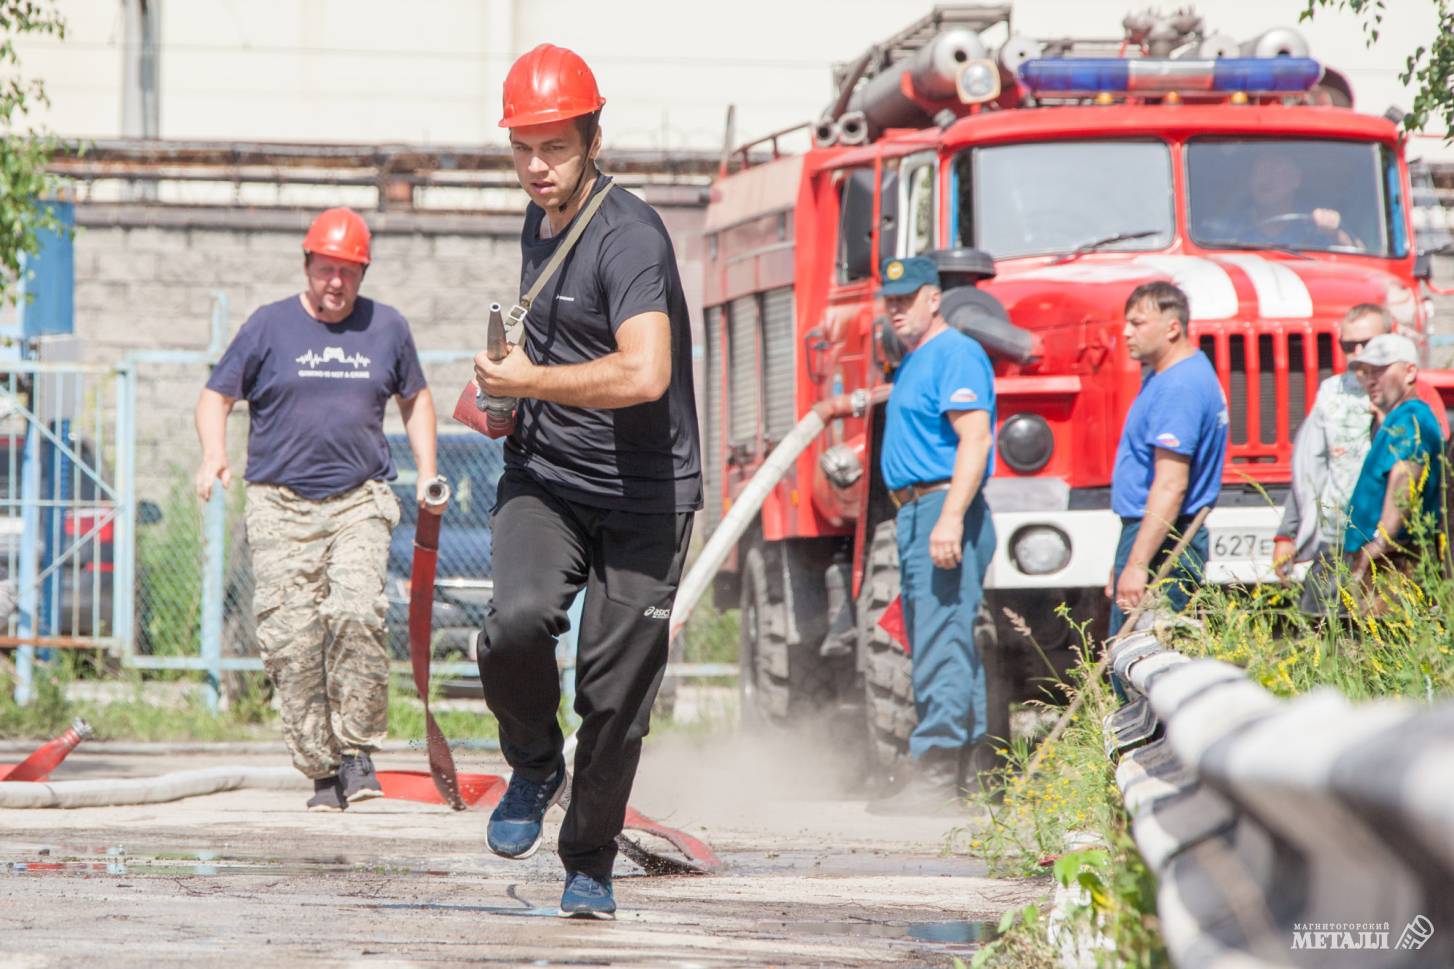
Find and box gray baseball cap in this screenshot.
[1349,333,1419,368]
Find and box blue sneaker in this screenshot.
[487,764,566,860]
[558,870,616,920]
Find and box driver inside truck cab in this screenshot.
[1201,153,1357,250]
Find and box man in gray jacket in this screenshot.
[1272,304,1447,613]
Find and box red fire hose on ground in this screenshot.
[396,479,719,873]
[0,479,719,876]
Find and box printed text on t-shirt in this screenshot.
[296,346,373,379]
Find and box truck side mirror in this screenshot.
[1415,251,1433,281]
[837,169,875,283]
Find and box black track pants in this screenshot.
[477,469,693,880]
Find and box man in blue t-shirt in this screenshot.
[1108,281,1229,636]
[193,208,438,812]
[867,256,997,816]
[1343,333,1444,597]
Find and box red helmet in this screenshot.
[302,207,371,265]
[499,44,606,129]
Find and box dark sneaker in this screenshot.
[487,763,566,860]
[339,752,384,802]
[558,870,616,920]
[306,776,347,812]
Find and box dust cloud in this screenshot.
[630,710,886,840]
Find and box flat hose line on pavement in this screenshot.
[0,485,721,876]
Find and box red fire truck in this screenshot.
[700,6,1452,767]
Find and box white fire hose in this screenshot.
[3,390,884,799]
[0,767,308,809]
[567,387,886,763]
[670,386,888,643]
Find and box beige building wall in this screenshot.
[15,1,1450,157]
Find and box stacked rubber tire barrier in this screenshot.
[1104,628,1454,969]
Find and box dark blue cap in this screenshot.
[879,256,939,296]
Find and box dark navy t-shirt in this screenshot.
[505,175,703,512]
[206,296,427,500]
[1110,351,1229,518]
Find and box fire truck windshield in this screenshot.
[1188,138,1406,258]
[953,139,1174,260]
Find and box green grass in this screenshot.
[679,601,740,665]
[968,500,1454,968]
[0,655,275,742]
[0,655,499,744]
[1177,552,1454,701]
[136,474,205,658]
[135,469,250,661]
[387,675,498,743]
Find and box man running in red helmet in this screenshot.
[472,44,701,919]
[193,208,439,811]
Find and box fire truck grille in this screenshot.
[728,295,759,451]
[761,287,797,442]
[704,305,725,535]
[1198,331,1334,462]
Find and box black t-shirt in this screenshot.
[506,175,702,512]
[206,295,427,500]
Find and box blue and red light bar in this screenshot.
[1019,57,1323,97]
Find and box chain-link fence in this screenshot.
[0,362,125,659]
[129,351,500,678]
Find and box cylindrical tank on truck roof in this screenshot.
[846,28,989,138]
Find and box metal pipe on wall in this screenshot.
[121,0,161,202]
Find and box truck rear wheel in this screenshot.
[858,519,999,776]
[739,541,849,726]
[859,521,912,771]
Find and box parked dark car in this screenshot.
[384,433,504,660]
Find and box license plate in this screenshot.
[1209,529,1275,562]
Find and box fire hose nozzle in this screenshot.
[478,301,519,424]
[486,302,508,362]
[421,474,451,511]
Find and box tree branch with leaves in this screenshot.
[0,0,66,304]
[1301,0,1454,136]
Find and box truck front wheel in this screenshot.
[739,540,853,726]
[738,543,793,725]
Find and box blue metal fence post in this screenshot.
[39,416,72,663]
[200,483,225,714]
[196,292,230,713]
[14,420,42,705]
[113,363,137,657]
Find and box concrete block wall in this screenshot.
[74,220,523,355]
[73,219,517,502]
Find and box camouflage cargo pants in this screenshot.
[245,479,400,779]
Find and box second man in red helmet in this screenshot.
[471,44,701,919]
[193,208,440,811]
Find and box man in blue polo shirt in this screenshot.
[1343,333,1444,598]
[867,256,997,815]
[1108,281,1229,636]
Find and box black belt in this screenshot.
[890,479,952,509]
